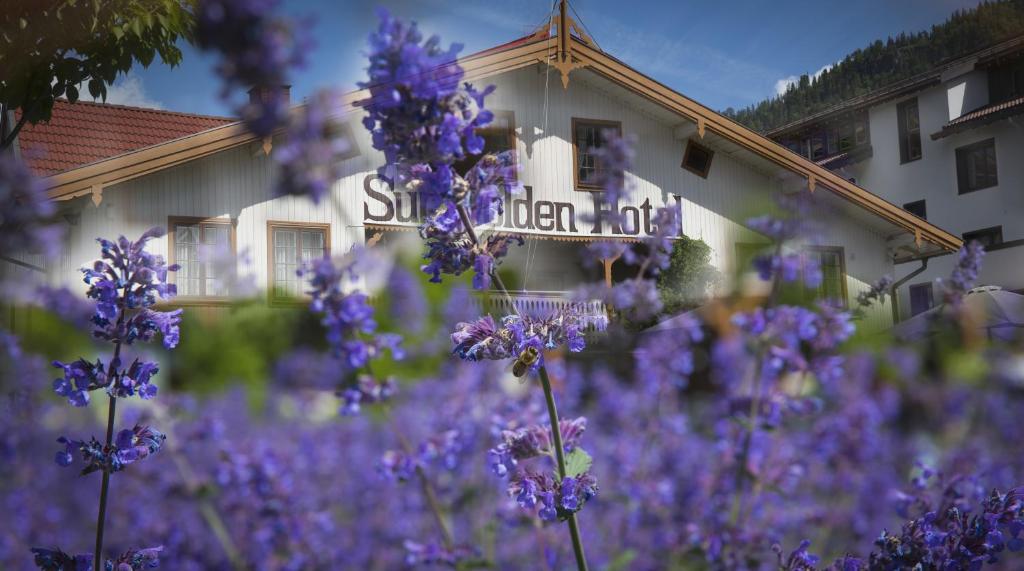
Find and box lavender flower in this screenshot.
[508,470,599,522]
[868,486,1024,570]
[0,154,61,259]
[273,90,353,203]
[195,0,306,137]
[587,130,636,208]
[83,228,179,346]
[299,253,403,369]
[488,417,588,476]
[937,241,985,305]
[403,541,478,567]
[338,374,397,416]
[56,425,166,475]
[52,358,106,407]
[451,310,590,367]
[855,275,894,312]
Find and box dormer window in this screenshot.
[989,56,1024,104]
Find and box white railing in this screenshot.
[478,290,607,330]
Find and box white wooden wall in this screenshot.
[37,64,896,329]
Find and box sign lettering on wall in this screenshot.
[363,175,683,238]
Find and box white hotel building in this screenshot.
[769,35,1024,319]
[4,10,962,331]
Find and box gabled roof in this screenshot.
[39,25,961,259]
[767,34,1024,138]
[17,99,234,176]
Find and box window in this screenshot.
[453,110,516,175]
[268,222,329,299]
[778,111,869,161]
[903,200,927,220]
[989,57,1024,103]
[962,226,1003,250]
[572,118,622,190]
[682,139,714,178]
[804,246,847,305]
[909,283,934,316]
[168,217,234,297]
[956,138,998,194]
[897,98,922,163]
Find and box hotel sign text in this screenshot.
[363,175,682,238]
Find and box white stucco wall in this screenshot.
[840,73,1024,317]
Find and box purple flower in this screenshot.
[52,358,107,407]
[30,548,92,571]
[587,130,636,207]
[403,540,478,567]
[0,154,61,259]
[196,0,306,137]
[274,90,353,203]
[56,425,165,475]
[452,310,591,366]
[83,228,179,346]
[508,470,599,522]
[937,241,985,305]
[299,253,403,370]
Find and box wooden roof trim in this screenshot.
[572,40,961,253]
[44,38,555,201]
[42,31,957,253]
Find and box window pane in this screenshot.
[300,230,325,265]
[575,121,620,187]
[203,225,232,296]
[175,225,201,296]
[273,228,299,297]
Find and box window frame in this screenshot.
[902,199,927,220]
[454,110,517,176]
[962,225,1003,251]
[956,138,998,194]
[897,98,922,164]
[266,221,331,302]
[803,245,848,307]
[682,139,715,179]
[167,216,237,301]
[571,117,623,192]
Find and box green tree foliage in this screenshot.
[0,0,195,150]
[724,0,1024,133]
[657,236,719,315]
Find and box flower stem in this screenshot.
[539,366,589,571]
[454,203,590,571]
[94,393,117,571]
[393,423,456,550]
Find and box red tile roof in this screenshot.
[17,99,235,176]
[931,95,1024,139]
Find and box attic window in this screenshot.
[682,139,714,178]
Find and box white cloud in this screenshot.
[773,63,835,97]
[94,74,164,109]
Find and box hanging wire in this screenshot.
[521,0,559,293]
[568,0,602,51]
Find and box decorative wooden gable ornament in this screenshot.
[535,0,598,89]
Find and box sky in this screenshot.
[102,0,986,116]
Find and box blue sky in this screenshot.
[104,0,985,116]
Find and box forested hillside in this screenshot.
[724,0,1024,133]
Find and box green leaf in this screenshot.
[65,84,79,103]
[87,78,102,98]
[564,447,592,478]
[604,550,637,571]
